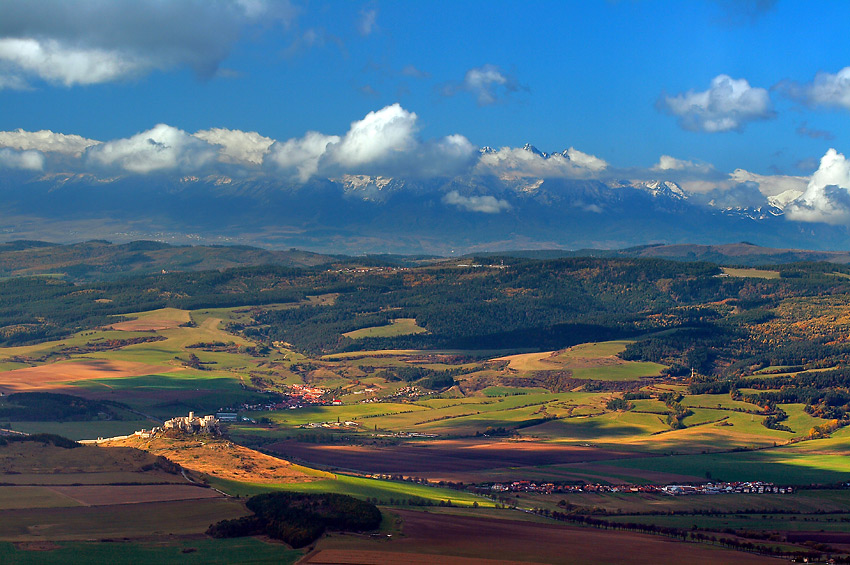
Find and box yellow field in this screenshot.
[721,267,780,279]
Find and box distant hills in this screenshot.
[477,242,850,267]
[3,240,850,281]
[0,240,334,280]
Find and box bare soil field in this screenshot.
[0,359,176,393]
[108,309,191,331]
[311,509,775,564]
[47,484,223,506]
[103,436,330,484]
[0,498,247,541]
[267,439,631,478]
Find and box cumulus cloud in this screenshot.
[443,191,511,213]
[786,149,850,224]
[0,148,44,170]
[0,0,290,88]
[267,131,341,182]
[442,64,522,106]
[303,104,477,178]
[777,67,850,111]
[86,124,217,174]
[329,104,418,167]
[653,155,714,174]
[0,38,152,87]
[659,74,775,132]
[0,128,100,155]
[475,146,608,179]
[193,128,273,165]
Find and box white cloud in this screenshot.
[86,124,217,174]
[0,0,291,88]
[443,64,522,106]
[475,146,608,179]
[0,38,152,87]
[330,104,418,167]
[778,66,850,111]
[267,104,476,180]
[358,9,378,36]
[565,147,607,172]
[729,169,807,197]
[267,131,341,182]
[0,128,100,156]
[659,74,774,132]
[653,155,713,174]
[443,191,511,213]
[0,148,44,170]
[786,149,850,224]
[193,128,273,165]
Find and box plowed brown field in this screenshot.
[47,484,223,506]
[309,509,775,564]
[0,359,176,393]
[268,439,631,477]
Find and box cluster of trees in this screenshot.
[690,368,850,421]
[0,433,80,449]
[375,366,459,390]
[0,392,130,422]
[207,492,381,547]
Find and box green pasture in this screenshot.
[680,394,758,411]
[481,386,547,397]
[603,444,850,484]
[0,329,156,363]
[343,318,428,339]
[72,371,243,392]
[570,362,666,381]
[212,473,493,507]
[557,340,634,358]
[256,402,430,427]
[0,538,301,565]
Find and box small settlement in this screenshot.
[489,481,793,496]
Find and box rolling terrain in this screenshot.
[0,246,849,562]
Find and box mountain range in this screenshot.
[0,145,845,255]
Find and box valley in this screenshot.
[0,247,849,562]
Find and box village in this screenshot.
[488,480,795,496]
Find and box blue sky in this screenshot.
[0,0,849,196]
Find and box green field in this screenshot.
[343,318,428,339]
[211,473,494,507]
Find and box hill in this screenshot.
[0,240,334,281]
